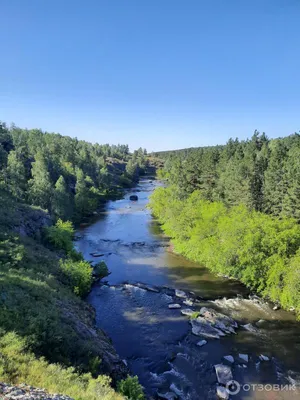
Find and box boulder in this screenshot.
[242,323,258,333]
[175,289,187,298]
[273,305,280,311]
[214,364,233,385]
[129,195,138,201]
[223,355,234,363]
[259,354,269,361]
[168,304,181,309]
[180,308,195,316]
[190,316,225,339]
[239,353,249,363]
[196,339,207,347]
[199,307,237,334]
[183,298,194,307]
[217,385,229,400]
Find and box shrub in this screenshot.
[94,261,109,279]
[45,219,74,254]
[59,259,93,297]
[117,376,145,400]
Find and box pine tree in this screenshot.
[6,151,27,200]
[52,175,73,220]
[74,169,89,220]
[28,153,53,210]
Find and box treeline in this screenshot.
[150,131,300,315]
[154,131,300,221]
[0,121,148,222]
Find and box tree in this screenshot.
[28,153,53,210]
[52,175,73,220]
[6,151,27,200]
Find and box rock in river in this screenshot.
[214,364,233,385]
[190,316,226,339]
[223,355,234,363]
[168,303,181,309]
[217,385,229,400]
[199,307,238,334]
[197,339,207,347]
[175,289,187,298]
[129,195,138,201]
[181,308,195,316]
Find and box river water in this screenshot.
[76,179,300,400]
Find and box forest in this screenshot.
[150,131,300,315]
[0,121,148,223]
[0,121,146,400]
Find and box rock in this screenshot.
[190,316,225,339]
[214,364,233,385]
[273,305,280,311]
[90,252,105,257]
[183,298,194,307]
[122,359,128,366]
[239,353,249,363]
[256,319,265,326]
[168,304,181,309]
[0,383,74,399]
[197,339,207,347]
[129,195,138,201]
[217,385,229,399]
[223,355,234,363]
[199,307,237,334]
[157,392,177,400]
[180,308,195,316]
[175,289,187,298]
[259,354,270,361]
[169,383,183,397]
[242,323,258,333]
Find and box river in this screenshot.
[75,178,300,400]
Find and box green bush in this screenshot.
[94,261,109,279]
[0,332,123,400]
[45,219,74,254]
[117,376,145,400]
[59,258,93,297]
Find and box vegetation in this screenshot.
[0,121,147,399]
[0,121,148,223]
[150,131,300,316]
[117,376,145,400]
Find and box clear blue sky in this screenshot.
[1,0,299,151]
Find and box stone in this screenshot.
[242,323,258,333]
[239,353,249,363]
[168,303,181,309]
[169,383,183,397]
[259,354,270,361]
[157,392,177,400]
[199,307,238,334]
[175,289,187,298]
[183,298,194,306]
[273,305,280,311]
[191,316,225,339]
[180,308,195,316]
[256,319,265,326]
[223,355,234,363]
[214,364,233,385]
[196,339,207,347]
[129,195,138,201]
[217,385,229,399]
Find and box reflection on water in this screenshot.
[76,179,300,399]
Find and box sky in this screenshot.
[0,0,299,152]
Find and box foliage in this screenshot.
[45,219,75,254]
[94,261,109,279]
[149,186,300,316]
[0,332,123,400]
[59,258,93,297]
[117,376,145,400]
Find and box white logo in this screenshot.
[226,380,241,395]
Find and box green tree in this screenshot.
[6,150,27,200]
[28,153,53,210]
[52,175,73,220]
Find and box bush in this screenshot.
[117,376,145,400]
[94,261,109,279]
[45,219,74,254]
[0,332,123,400]
[59,258,93,297]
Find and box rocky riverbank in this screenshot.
[0,383,74,400]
